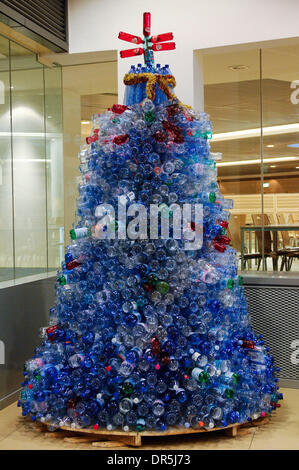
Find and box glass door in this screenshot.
[0,35,63,282]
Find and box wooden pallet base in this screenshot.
[31,416,270,447]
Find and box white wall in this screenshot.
[68,0,299,106]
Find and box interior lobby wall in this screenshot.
[68,0,299,107]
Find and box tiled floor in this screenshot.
[0,388,298,450]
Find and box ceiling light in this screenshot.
[287,143,299,148]
[212,123,299,142]
[81,120,91,125]
[228,65,249,71]
[48,115,52,119]
[270,165,276,168]
[0,132,61,138]
[263,183,270,188]
[217,156,299,167]
[296,166,299,169]
[266,144,274,148]
[10,159,51,163]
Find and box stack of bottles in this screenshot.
[124,63,173,105]
[19,64,282,432]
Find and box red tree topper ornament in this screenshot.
[143,12,151,37]
[151,32,174,43]
[118,12,176,66]
[118,32,143,45]
[120,48,144,59]
[152,43,175,52]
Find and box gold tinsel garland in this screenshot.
[123,73,177,102]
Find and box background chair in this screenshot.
[248,214,278,270]
[276,213,299,271]
[288,213,299,247]
[228,214,246,253]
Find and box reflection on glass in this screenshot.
[203,49,262,272]
[202,44,299,273]
[261,45,299,273]
[0,35,13,281]
[62,61,117,241]
[10,41,47,278]
[45,66,63,270]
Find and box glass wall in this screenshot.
[261,45,299,272]
[0,35,13,280]
[202,43,299,273]
[0,34,63,282]
[62,60,117,241]
[45,67,64,270]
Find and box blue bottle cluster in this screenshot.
[124,63,173,106]
[19,65,282,432]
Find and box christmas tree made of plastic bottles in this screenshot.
[19,13,282,433]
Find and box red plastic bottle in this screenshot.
[143,12,151,37]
